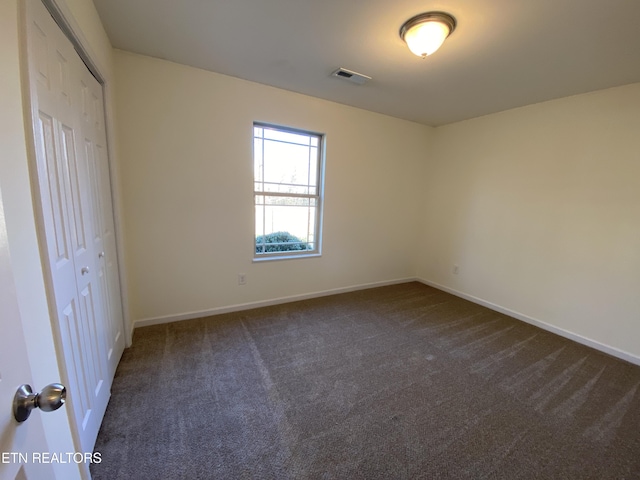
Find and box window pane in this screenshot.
[308,147,318,187]
[255,195,317,253]
[263,128,311,146]
[254,138,263,182]
[263,141,312,188]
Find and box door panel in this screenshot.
[37,112,68,262]
[81,66,125,378]
[59,300,89,417]
[25,0,124,453]
[0,186,55,480]
[61,124,86,253]
[31,97,108,453]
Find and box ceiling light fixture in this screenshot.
[399,11,456,58]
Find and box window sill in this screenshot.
[253,252,322,263]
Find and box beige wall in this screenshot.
[114,50,640,362]
[417,83,640,361]
[114,51,431,324]
[0,0,116,476]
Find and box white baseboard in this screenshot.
[134,277,416,329]
[417,278,640,367]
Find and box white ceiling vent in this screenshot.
[331,68,371,85]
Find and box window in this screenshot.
[254,123,324,259]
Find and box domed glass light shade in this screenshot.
[400,12,456,58]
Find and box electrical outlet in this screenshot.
[238,273,247,285]
[453,264,459,275]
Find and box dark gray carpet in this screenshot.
[91,282,640,479]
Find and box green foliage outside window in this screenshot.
[255,231,312,253]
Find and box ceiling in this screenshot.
[92,0,640,126]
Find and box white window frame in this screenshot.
[253,122,325,261]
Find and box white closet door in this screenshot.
[80,66,125,379]
[25,0,123,453]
